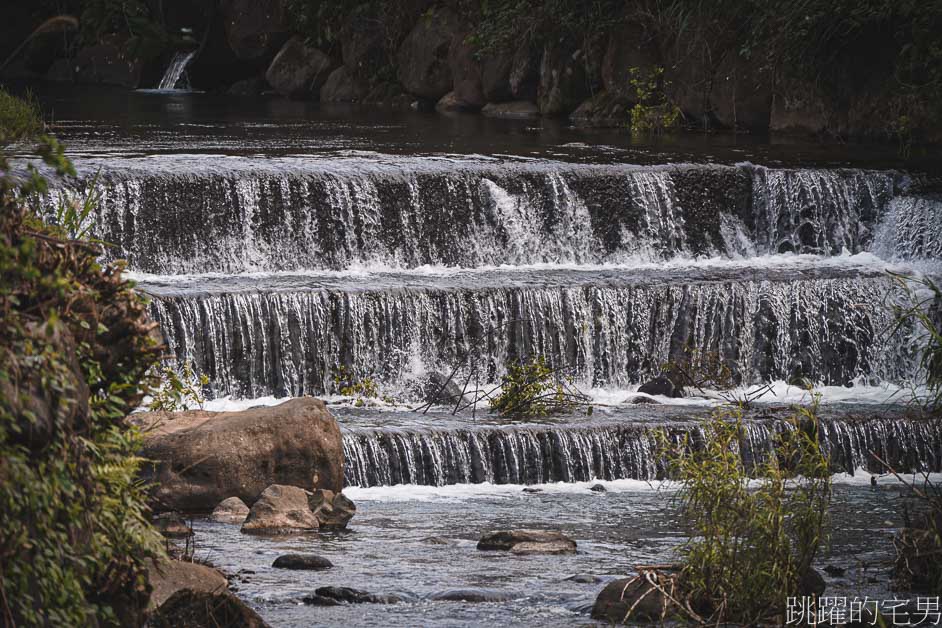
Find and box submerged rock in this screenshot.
[481,101,540,119]
[211,497,250,524]
[430,588,516,603]
[138,397,343,513]
[266,36,335,99]
[241,484,319,535]
[477,529,576,554]
[565,573,604,584]
[272,554,333,571]
[311,586,408,604]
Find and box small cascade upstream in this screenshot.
[342,416,942,487]
[156,50,196,90]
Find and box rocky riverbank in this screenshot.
[4,1,941,142]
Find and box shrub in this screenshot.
[490,356,589,418]
[0,88,164,625]
[660,400,831,624]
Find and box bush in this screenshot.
[0,88,164,625]
[490,356,589,418]
[659,400,831,624]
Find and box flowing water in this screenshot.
[35,89,942,626]
[155,50,196,91]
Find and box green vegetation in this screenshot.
[0,87,163,625]
[490,356,590,418]
[658,400,832,624]
[333,364,381,406]
[890,272,942,412]
[148,361,209,412]
[626,66,681,135]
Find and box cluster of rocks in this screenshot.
[6,0,924,138]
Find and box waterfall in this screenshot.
[148,273,915,399]
[157,50,196,90]
[342,416,942,487]
[58,160,917,274]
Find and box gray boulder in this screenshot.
[308,488,357,529]
[397,7,462,100]
[211,497,250,524]
[320,67,368,103]
[241,484,320,535]
[266,36,336,99]
[538,43,590,115]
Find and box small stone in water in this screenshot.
[272,554,333,570]
[590,484,607,492]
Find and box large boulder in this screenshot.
[538,42,590,115]
[149,589,270,628]
[211,497,250,524]
[241,484,320,535]
[147,559,229,609]
[396,7,462,100]
[509,45,540,101]
[320,67,368,103]
[477,529,576,554]
[637,376,684,398]
[447,36,486,110]
[710,52,773,132]
[220,0,289,61]
[139,397,343,513]
[570,91,629,127]
[266,36,336,99]
[601,25,661,102]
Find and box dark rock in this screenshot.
[211,497,250,524]
[362,81,414,109]
[637,376,684,398]
[601,25,661,102]
[241,484,319,535]
[570,90,629,126]
[422,536,451,545]
[220,0,289,62]
[314,586,406,604]
[320,67,368,103]
[341,17,387,80]
[824,564,846,577]
[155,512,193,538]
[481,52,514,102]
[538,42,590,116]
[266,36,336,99]
[591,574,679,623]
[137,397,344,513]
[437,91,481,113]
[147,559,229,609]
[149,589,270,627]
[75,36,144,88]
[481,101,540,119]
[308,488,356,529]
[565,574,603,584]
[227,77,267,96]
[272,554,333,571]
[397,7,462,100]
[430,589,516,603]
[590,484,607,493]
[799,567,827,597]
[710,52,773,132]
[522,486,543,494]
[447,36,485,110]
[423,372,467,406]
[509,44,540,101]
[477,529,576,554]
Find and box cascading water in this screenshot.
[156,50,196,90]
[342,415,942,487]
[59,148,941,487]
